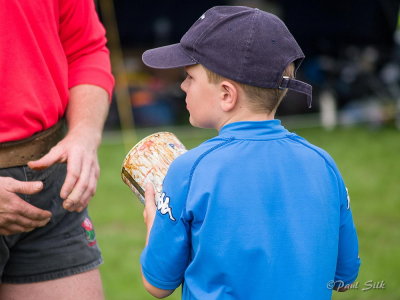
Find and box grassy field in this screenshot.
[91,124,400,300]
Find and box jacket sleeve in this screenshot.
[334,181,361,285]
[59,0,114,98]
[140,156,192,290]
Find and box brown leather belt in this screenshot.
[0,120,65,168]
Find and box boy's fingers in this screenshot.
[143,183,157,226]
[145,183,156,208]
[143,183,157,241]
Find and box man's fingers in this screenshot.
[5,177,44,195]
[2,188,52,221]
[0,177,52,235]
[28,146,64,170]
[60,153,82,200]
[0,223,32,235]
[0,213,50,235]
[5,212,50,228]
[64,162,90,209]
[72,166,98,212]
[63,160,97,212]
[14,197,52,220]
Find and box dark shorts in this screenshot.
[0,163,102,284]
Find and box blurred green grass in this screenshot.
[90,125,400,300]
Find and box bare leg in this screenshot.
[0,269,104,300]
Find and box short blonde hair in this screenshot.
[204,64,295,113]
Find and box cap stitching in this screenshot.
[179,44,199,64]
[189,13,224,63]
[238,9,258,84]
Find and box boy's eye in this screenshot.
[185,72,192,80]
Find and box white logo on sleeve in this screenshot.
[346,187,351,210]
[156,192,176,221]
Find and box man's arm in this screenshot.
[28,84,110,212]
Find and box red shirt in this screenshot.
[0,0,114,142]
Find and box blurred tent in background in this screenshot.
[98,0,400,131]
[279,0,400,129]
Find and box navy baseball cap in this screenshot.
[142,6,312,107]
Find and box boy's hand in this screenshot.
[143,183,157,244]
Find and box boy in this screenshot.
[140,6,360,299]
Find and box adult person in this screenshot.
[0,0,114,299]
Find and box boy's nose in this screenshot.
[180,80,187,92]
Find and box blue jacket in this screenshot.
[141,120,360,300]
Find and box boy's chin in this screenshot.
[188,116,199,128]
[189,118,201,128]
[189,117,213,129]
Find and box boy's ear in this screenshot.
[219,80,238,112]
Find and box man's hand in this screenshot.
[28,84,110,213]
[0,177,52,235]
[143,183,157,245]
[28,132,100,213]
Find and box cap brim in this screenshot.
[142,43,197,69]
